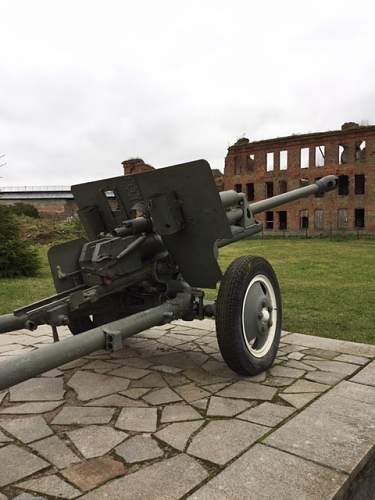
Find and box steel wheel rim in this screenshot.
[241,274,277,358]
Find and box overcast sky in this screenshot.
[1,0,374,186]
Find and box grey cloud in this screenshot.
[0,0,374,185]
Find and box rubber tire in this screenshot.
[216,255,282,376]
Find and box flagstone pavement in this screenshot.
[0,319,375,499]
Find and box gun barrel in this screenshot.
[249,175,337,215]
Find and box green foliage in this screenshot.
[17,214,86,244]
[11,203,39,218]
[0,206,19,240]
[0,206,40,278]
[56,216,85,241]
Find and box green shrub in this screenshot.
[11,203,39,218]
[57,216,86,240]
[0,206,40,277]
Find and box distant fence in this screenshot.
[258,229,374,240]
[0,186,71,192]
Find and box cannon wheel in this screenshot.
[68,294,127,335]
[216,256,282,376]
[68,315,94,335]
[68,314,116,335]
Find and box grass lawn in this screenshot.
[0,246,55,314]
[0,239,374,345]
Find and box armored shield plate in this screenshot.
[71,160,232,288]
[48,238,86,292]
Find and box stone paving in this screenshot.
[0,320,375,498]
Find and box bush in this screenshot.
[56,216,86,241]
[0,206,40,277]
[16,213,86,244]
[11,203,39,218]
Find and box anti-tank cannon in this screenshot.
[0,160,337,389]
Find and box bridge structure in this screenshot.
[0,185,76,217]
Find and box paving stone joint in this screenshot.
[0,320,374,499]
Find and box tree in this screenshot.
[0,206,40,278]
[12,203,39,218]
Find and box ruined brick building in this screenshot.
[3,124,373,232]
[122,158,154,175]
[224,122,375,233]
[122,159,224,191]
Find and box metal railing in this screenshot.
[0,186,71,192]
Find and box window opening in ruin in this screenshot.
[300,148,309,169]
[314,209,324,231]
[265,182,274,198]
[278,180,287,194]
[234,156,241,175]
[300,209,309,229]
[235,183,242,193]
[246,183,255,201]
[355,174,365,195]
[337,209,349,230]
[315,145,325,167]
[278,211,287,230]
[280,150,288,170]
[265,211,274,230]
[355,208,365,228]
[247,154,255,172]
[338,175,349,196]
[339,144,348,164]
[266,152,274,172]
[355,141,366,161]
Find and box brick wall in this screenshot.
[224,123,375,234]
[122,158,154,175]
[122,159,224,192]
[0,199,77,218]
